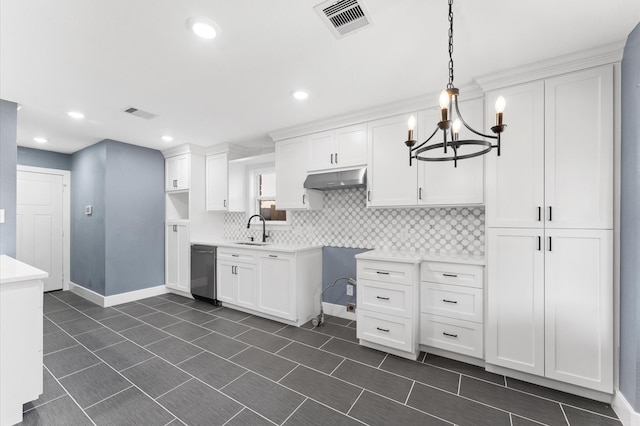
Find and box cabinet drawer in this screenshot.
[218,249,256,264]
[357,309,414,353]
[421,282,483,322]
[421,262,483,288]
[358,279,412,318]
[358,260,416,286]
[420,313,483,358]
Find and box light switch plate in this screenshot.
[0,209,5,223]
[85,205,92,215]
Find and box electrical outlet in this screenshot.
[347,303,356,313]
[346,284,353,296]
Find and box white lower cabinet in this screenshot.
[419,262,484,359]
[356,258,420,360]
[486,227,613,393]
[217,249,257,310]
[166,222,190,294]
[217,246,321,326]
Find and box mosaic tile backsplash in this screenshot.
[224,188,485,255]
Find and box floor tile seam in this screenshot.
[279,396,308,425]
[43,327,62,336]
[345,388,366,418]
[114,352,157,373]
[557,402,620,421]
[559,404,572,425]
[87,337,128,353]
[291,391,371,426]
[457,374,462,395]
[221,408,278,426]
[404,381,417,405]
[63,324,106,337]
[303,325,358,344]
[56,361,104,380]
[276,363,302,385]
[328,357,347,376]
[142,334,173,348]
[219,370,252,392]
[39,363,99,426]
[421,358,509,388]
[82,384,135,410]
[44,342,80,357]
[21,393,68,414]
[84,312,122,321]
[376,353,388,369]
[174,349,206,366]
[274,340,295,355]
[154,377,195,400]
[42,306,74,316]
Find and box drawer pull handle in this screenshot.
[442,299,458,304]
[376,296,390,300]
[231,254,240,257]
[269,255,278,258]
[443,332,458,338]
[376,327,390,333]
[442,273,458,278]
[376,271,390,275]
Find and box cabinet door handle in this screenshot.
[442,299,458,304]
[376,296,390,300]
[223,199,227,208]
[537,236,542,251]
[367,190,371,202]
[548,206,552,221]
[548,236,552,252]
[173,179,178,188]
[269,254,278,258]
[443,332,458,338]
[537,206,542,221]
[376,327,390,333]
[335,153,338,164]
[173,224,177,232]
[231,254,240,257]
[302,194,306,205]
[376,271,389,275]
[330,153,334,164]
[442,273,458,278]
[418,187,422,200]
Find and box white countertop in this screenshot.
[355,249,485,265]
[191,240,323,253]
[0,255,48,284]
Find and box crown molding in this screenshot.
[269,83,484,142]
[161,143,206,158]
[476,40,625,92]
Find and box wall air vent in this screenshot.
[314,0,373,39]
[123,107,158,120]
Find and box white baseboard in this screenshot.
[613,390,640,426]
[69,282,168,308]
[321,302,356,321]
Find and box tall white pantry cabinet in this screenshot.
[485,65,614,394]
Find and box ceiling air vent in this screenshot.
[314,0,373,39]
[123,107,158,120]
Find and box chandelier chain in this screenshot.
[447,0,454,89]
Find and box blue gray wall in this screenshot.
[71,139,165,297]
[619,22,640,412]
[322,246,370,306]
[0,99,18,257]
[18,146,72,170]
[71,142,107,294]
[103,140,165,296]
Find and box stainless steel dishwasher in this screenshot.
[190,244,219,305]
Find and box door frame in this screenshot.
[17,165,71,291]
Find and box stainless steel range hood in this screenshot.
[303,167,367,190]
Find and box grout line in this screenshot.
[457,374,462,395]
[118,355,157,373]
[376,353,388,369]
[88,338,128,352]
[155,378,193,400]
[318,336,333,350]
[276,364,299,384]
[509,412,514,426]
[56,361,103,380]
[175,350,206,366]
[404,381,416,405]
[559,404,571,425]
[346,388,365,416]
[273,323,289,334]
[219,370,250,391]
[274,340,294,355]
[43,343,80,357]
[329,357,347,376]
[142,335,172,348]
[83,385,134,410]
[22,394,68,414]
[280,397,308,425]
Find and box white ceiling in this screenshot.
[1,0,638,154]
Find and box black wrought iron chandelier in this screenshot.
[405,0,506,167]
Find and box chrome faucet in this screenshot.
[247,214,268,243]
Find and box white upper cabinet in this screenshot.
[307,124,367,171]
[486,65,613,229]
[486,81,545,228]
[544,66,614,230]
[416,98,485,206]
[275,137,323,210]
[165,153,190,191]
[206,153,229,211]
[367,113,418,207]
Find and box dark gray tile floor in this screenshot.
[21,290,621,426]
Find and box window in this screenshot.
[254,169,287,222]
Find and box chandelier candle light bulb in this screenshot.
[452,119,462,140]
[407,115,416,141]
[439,90,449,122]
[495,96,506,126]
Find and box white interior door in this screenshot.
[16,170,64,291]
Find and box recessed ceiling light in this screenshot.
[34,137,48,144]
[67,111,85,119]
[162,135,174,142]
[187,17,219,40]
[292,90,309,100]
